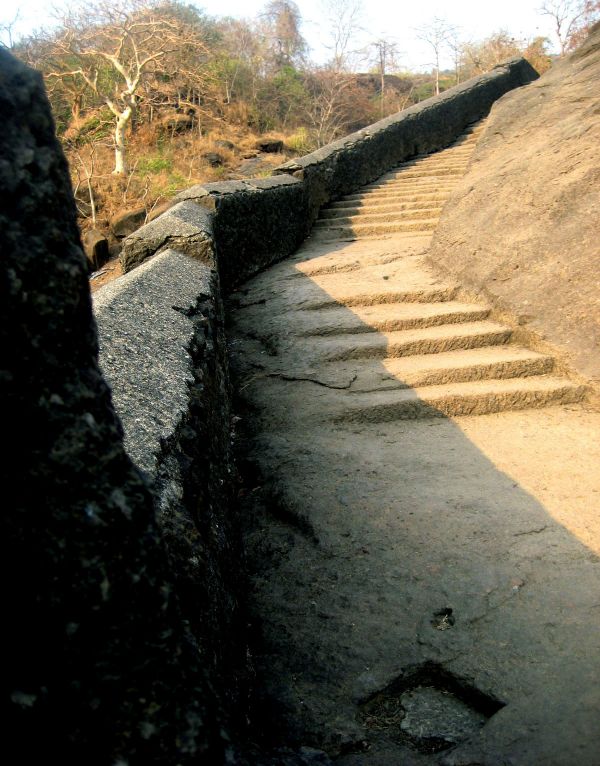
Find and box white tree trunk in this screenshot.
[112,106,132,175]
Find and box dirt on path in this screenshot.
[228,227,600,764]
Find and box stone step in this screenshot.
[349,346,556,388]
[315,208,443,227]
[381,163,469,178]
[313,219,439,239]
[362,179,460,193]
[408,152,473,164]
[368,168,466,181]
[313,321,512,361]
[299,285,459,310]
[334,376,586,422]
[311,347,555,391]
[392,158,470,169]
[314,231,435,242]
[295,301,492,335]
[330,193,451,208]
[401,155,470,165]
[341,192,454,206]
[348,185,457,199]
[321,199,443,216]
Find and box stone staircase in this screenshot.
[313,123,485,241]
[229,115,600,766]
[232,120,588,421]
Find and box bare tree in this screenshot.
[74,147,98,227]
[262,0,307,68]
[539,0,599,54]
[460,30,522,77]
[321,0,363,71]
[369,38,400,116]
[446,28,463,85]
[303,66,369,146]
[0,9,21,49]
[43,0,210,174]
[415,17,456,96]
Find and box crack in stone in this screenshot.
[513,525,548,537]
[267,372,357,390]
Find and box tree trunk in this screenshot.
[113,106,132,175]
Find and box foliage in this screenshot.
[540,0,600,55]
[9,0,596,253]
[138,155,173,173]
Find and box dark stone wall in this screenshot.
[95,249,248,733]
[0,49,232,765]
[176,176,308,292]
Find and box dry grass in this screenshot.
[69,119,296,241]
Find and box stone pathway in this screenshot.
[228,123,600,765]
[313,123,485,241]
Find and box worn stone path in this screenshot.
[228,124,600,765]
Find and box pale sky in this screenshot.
[2,0,560,70]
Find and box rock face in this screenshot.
[203,150,225,166]
[83,228,109,270]
[0,49,229,763]
[111,205,146,238]
[120,199,216,272]
[428,25,600,385]
[160,111,194,132]
[256,138,284,153]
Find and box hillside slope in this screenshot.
[428,25,600,384]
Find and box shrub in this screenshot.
[138,155,173,174]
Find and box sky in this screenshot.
[1,0,560,70]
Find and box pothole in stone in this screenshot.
[431,607,455,630]
[358,662,504,754]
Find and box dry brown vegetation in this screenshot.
[6,0,598,274]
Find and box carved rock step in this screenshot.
[364,168,466,182]
[322,200,444,216]
[298,284,459,310]
[345,346,556,388]
[309,346,555,391]
[418,145,476,155]
[312,219,439,239]
[362,176,462,192]
[347,183,457,193]
[314,208,443,227]
[345,184,458,198]
[376,164,469,179]
[339,194,454,208]
[294,300,492,335]
[381,160,471,172]
[306,321,512,361]
[333,376,586,422]
[330,193,452,208]
[398,155,470,166]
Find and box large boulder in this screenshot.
[203,151,225,167]
[110,206,146,238]
[160,111,194,132]
[83,228,109,270]
[256,138,284,153]
[428,25,600,384]
[0,48,230,764]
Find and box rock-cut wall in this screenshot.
[428,24,600,386]
[0,49,237,764]
[1,46,538,763]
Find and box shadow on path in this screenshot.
[227,233,600,765]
